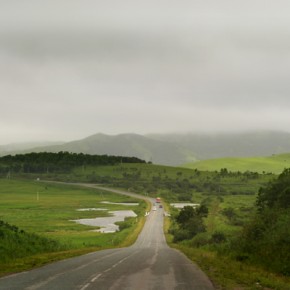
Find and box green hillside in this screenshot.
[0,219,64,265]
[182,153,290,174]
[16,133,196,166]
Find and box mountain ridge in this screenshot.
[2,131,290,166]
[3,133,195,166]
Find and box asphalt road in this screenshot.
[0,184,215,290]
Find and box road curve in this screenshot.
[0,184,215,290]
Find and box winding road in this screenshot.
[0,184,215,290]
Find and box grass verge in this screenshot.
[164,214,290,290]
[173,245,290,290]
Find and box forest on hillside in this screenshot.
[0,152,146,174]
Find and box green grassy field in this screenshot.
[1,157,289,288]
[0,178,148,275]
[0,179,146,246]
[182,153,290,174]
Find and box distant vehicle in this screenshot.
[156,197,161,203]
[159,205,163,208]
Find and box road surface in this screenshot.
[0,184,215,290]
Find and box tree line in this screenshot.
[0,152,146,174]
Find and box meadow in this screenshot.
[0,178,147,275]
[183,152,290,174]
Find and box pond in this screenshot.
[100,201,139,206]
[72,210,137,233]
[76,208,107,211]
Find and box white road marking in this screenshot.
[80,283,90,290]
[80,250,140,289]
[91,274,102,282]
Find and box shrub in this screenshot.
[210,231,227,244]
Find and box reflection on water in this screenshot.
[76,208,107,211]
[72,210,137,233]
[101,201,139,206]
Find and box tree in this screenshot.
[257,168,290,211]
[232,169,290,275]
[174,205,208,242]
[220,168,228,177]
[196,204,209,217]
[176,206,196,225]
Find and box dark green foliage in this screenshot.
[210,231,227,244]
[0,152,146,174]
[219,168,228,177]
[190,233,211,247]
[232,169,290,275]
[177,192,192,201]
[221,207,236,220]
[173,205,208,242]
[116,217,136,231]
[196,204,209,217]
[257,168,290,210]
[176,206,197,225]
[233,208,290,275]
[0,220,64,262]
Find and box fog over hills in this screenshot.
[3,133,196,166]
[0,141,63,156]
[147,131,290,160]
[2,131,290,166]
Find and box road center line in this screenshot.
[80,283,90,290]
[91,274,102,282]
[82,250,140,289]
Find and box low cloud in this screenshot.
[1,0,290,143]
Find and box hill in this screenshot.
[16,133,196,166]
[182,153,290,174]
[148,131,290,160]
[0,141,63,156]
[2,131,290,166]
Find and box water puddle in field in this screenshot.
[76,201,138,212]
[76,208,107,211]
[72,210,137,233]
[100,201,139,206]
[170,203,200,209]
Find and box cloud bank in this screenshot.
[1,0,290,143]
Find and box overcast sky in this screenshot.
[1,0,290,144]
